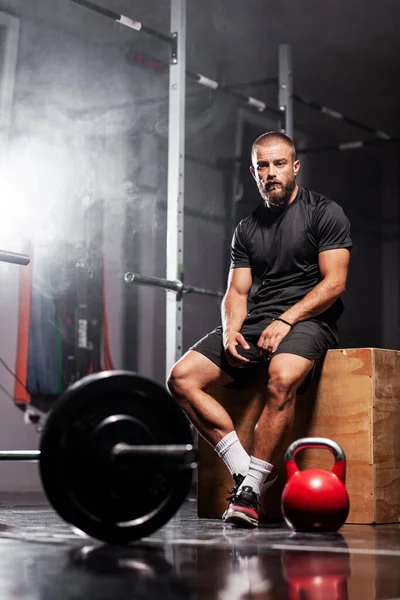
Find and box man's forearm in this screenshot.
[221,291,248,334]
[280,278,345,325]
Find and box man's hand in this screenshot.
[223,330,250,367]
[257,320,292,359]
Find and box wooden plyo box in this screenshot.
[197,348,400,524]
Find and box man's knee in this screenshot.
[267,369,296,397]
[266,368,302,409]
[167,360,197,398]
[267,355,314,404]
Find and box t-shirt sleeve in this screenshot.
[230,222,251,268]
[314,201,353,253]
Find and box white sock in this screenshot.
[214,431,250,477]
[238,456,273,496]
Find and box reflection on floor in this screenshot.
[0,496,399,599]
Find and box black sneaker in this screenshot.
[222,485,259,528]
[222,474,245,521]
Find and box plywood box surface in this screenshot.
[198,348,400,524]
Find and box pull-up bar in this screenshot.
[297,136,400,155]
[70,0,282,118]
[293,93,393,143]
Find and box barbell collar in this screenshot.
[112,443,198,469]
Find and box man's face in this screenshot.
[250,141,300,209]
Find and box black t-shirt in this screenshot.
[230,186,352,324]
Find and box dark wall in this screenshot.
[304,147,384,348]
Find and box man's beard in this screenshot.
[259,175,297,209]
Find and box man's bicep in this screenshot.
[315,201,352,253]
[227,267,253,295]
[319,248,351,286]
[230,222,251,269]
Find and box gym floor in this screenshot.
[0,493,400,599]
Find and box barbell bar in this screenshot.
[124,271,224,298]
[0,371,197,544]
[0,250,31,266]
[0,445,196,465]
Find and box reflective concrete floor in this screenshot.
[0,495,399,599]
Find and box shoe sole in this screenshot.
[223,510,258,528]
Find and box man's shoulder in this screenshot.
[300,187,334,208]
[299,187,346,217]
[236,204,264,230]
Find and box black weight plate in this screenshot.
[39,371,194,544]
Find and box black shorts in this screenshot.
[190,314,339,385]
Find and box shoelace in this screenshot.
[226,485,240,503]
[226,475,244,502]
[226,491,234,503]
[227,473,279,504]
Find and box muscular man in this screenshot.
[168,131,352,528]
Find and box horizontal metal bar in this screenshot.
[297,136,400,155]
[113,443,194,457]
[224,77,278,90]
[125,272,182,292]
[70,0,174,44]
[186,71,281,117]
[0,451,40,461]
[70,0,281,119]
[183,285,224,298]
[293,93,393,141]
[124,272,224,298]
[0,250,30,266]
[112,443,198,469]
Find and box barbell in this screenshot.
[0,250,30,266]
[124,272,224,298]
[2,371,197,545]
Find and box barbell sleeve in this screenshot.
[124,272,183,293]
[112,443,198,469]
[0,451,40,461]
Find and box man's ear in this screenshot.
[293,159,300,176]
[250,166,256,180]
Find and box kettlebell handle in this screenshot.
[284,437,346,483]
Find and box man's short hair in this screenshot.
[251,131,296,162]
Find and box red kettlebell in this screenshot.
[281,437,350,532]
[282,546,351,600]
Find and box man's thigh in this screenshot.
[268,319,338,392]
[171,349,234,390]
[273,319,338,362]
